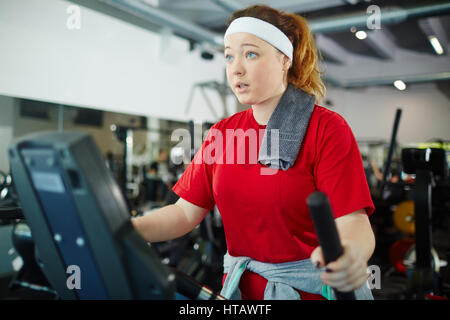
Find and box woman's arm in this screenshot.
[310,209,375,292]
[131,197,210,243]
[335,209,375,262]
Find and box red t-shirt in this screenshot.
[173,105,375,298]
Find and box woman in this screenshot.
[132,5,375,300]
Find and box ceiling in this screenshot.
[68,0,450,94]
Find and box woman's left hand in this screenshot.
[310,240,370,292]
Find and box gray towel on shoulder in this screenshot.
[258,84,315,170]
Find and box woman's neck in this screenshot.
[251,84,288,125]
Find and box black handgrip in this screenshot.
[307,191,356,300]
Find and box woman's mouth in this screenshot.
[236,83,249,93]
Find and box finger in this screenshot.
[310,246,325,269]
[321,259,355,285]
[321,272,353,288]
[322,270,350,284]
[327,262,366,283]
[325,252,353,273]
[323,265,368,290]
[325,243,356,272]
[322,258,366,281]
[334,273,369,293]
[327,259,366,282]
[333,267,366,289]
[326,259,350,273]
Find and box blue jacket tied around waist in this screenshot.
[220,252,374,300]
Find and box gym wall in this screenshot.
[0,0,230,123]
[325,83,450,144]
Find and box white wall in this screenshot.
[0,96,15,173]
[324,82,450,144]
[0,0,229,123]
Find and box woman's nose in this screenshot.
[230,58,245,76]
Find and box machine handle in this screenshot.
[307,191,356,300]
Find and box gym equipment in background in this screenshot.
[393,200,415,235]
[401,147,448,299]
[379,108,402,197]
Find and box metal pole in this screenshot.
[58,105,64,132]
[380,108,402,196]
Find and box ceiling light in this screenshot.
[394,80,406,91]
[428,36,444,55]
[355,31,367,40]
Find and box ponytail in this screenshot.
[285,13,326,103]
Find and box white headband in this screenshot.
[224,17,293,61]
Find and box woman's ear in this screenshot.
[282,55,292,71]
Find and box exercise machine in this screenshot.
[8,131,224,300]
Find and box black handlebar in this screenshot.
[307,191,356,300]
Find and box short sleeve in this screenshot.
[172,127,217,211]
[314,119,375,218]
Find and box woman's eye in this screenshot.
[225,55,233,62]
[247,52,257,59]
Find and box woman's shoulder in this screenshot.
[311,104,350,131]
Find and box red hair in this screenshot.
[227,5,326,103]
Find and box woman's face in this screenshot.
[224,32,289,106]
